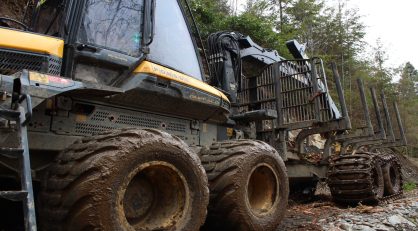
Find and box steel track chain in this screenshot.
[327,152,404,204]
[377,152,404,205]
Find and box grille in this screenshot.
[75,123,114,135]
[48,56,62,75]
[0,48,61,75]
[90,111,110,121]
[115,115,161,128]
[238,58,333,130]
[276,61,317,125]
[277,59,333,124]
[71,110,189,136]
[52,104,198,144]
[167,122,186,132]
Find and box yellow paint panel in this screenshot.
[46,99,53,110]
[30,72,49,84]
[75,114,88,123]
[0,28,64,58]
[134,61,229,102]
[227,128,234,137]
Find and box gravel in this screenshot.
[320,193,418,231]
[278,186,418,231]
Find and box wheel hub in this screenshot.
[247,164,279,216]
[122,162,189,230]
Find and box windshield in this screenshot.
[79,0,144,57]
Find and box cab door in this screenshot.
[63,0,149,86]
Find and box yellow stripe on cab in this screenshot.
[134,61,230,102]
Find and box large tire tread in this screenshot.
[201,139,288,231]
[40,128,208,231]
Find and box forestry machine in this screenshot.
[0,0,406,230]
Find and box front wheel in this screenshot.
[39,129,209,231]
[201,140,289,231]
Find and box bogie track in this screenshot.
[328,152,403,205]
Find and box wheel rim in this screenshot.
[246,164,279,216]
[389,165,400,191]
[371,163,384,198]
[120,161,189,230]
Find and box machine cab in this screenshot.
[0,0,230,122]
[0,0,205,87]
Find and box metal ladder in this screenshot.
[0,78,36,230]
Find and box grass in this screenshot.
[403,182,417,191]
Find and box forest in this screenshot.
[190,0,418,156]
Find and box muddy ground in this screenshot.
[277,184,418,231]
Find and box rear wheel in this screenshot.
[201,140,289,231]
[328,153,384,204]
[39,128,209,231]
[382,156,402,196]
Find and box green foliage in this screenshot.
[403,182,417,191]
[396,62,418,154]
[222,13,291,56]
[189,0,230,38]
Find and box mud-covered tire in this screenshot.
[39,128,209,231]
[382,157,403,196]
[328,153,384,204]
[200,140,289,231]
[374,149,404,196]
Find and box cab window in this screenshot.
[148,0,203,80]
[79,0,144,57]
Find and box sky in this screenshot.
[232,0,418,78]
[347,0,418,71]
